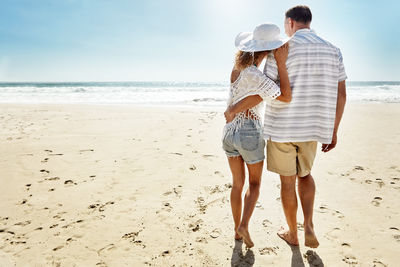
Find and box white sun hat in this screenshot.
[235,23,291,52]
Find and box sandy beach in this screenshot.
[0,102,399,266]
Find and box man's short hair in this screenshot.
[285,5,312,24]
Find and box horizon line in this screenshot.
[0,80,399,84]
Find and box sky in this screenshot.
[0,0,399,82]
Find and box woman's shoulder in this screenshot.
[230,69,241,84]
[242,65,266,80]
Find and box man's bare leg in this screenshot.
[227,156,245,240]
[237,160,263,248]
[278,175,299,246]
[298,173,319,248]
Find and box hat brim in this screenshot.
[235,32,291,52]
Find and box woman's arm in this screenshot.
[224,95,262,122]
[274,43,292,102]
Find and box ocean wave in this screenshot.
[0,81,399,106]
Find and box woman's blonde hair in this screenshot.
[234,50,269,71]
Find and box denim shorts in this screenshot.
[222,119,265,164]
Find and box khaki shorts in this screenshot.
[266,140,317,177]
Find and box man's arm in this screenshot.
[321,80,346,152]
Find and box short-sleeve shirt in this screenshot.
[263,29,347,144]
[224,65,281,136]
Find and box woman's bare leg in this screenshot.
[228,156,246,240]
[237,160,263,248]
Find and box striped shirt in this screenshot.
[263,29,347,144]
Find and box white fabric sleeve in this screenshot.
[337,48,347,82]
[248,68,281,100]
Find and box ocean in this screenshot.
[0,81,399,107]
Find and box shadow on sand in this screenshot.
[290,245,324,267]
[230,239,255,267]
[230,238,324,267]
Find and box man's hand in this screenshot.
[321,132,337,152]
[224,107,235,123]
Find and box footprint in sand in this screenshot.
[196,236,207,243]
[341,243,358,265]
[364,179,373,184]
[354,166,365,171]
[373,259,387,266]
[317,205,328,213]
[53,245,64,251]
[371,196,382,206]
[170,152,183,156]
[374,178,385,188]
[122,232,139,241]
[202,154,217,161]
[188,219,203,232]
[88,201,115,212]
[207,184,230,194]
[95,261,107,267]
[163,191,173,196]
[210,228,221,238]
[342,255,358,265]
[317,204,344,218]
[121,229,145,248]
[79,149,94,153]
[195,197,207,214]
[389,227,400,242]
[64,180,77,186]
[189,164,197,171]
[161,202,172,212]
[214,171,224,178]
[41,158,49,163]
[49,224,59,229]
[14,220,31,226]
[173,186,182,197]
[40,169,50,174]
[262,219,272,227]
[324,227,341,241]
[259,246,278,255]
[66,237,76,244]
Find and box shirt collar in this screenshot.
[294,28,316,36]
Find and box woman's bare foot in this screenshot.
[304,225,319,248]
[277,227,299,246]
[237,226,254,248]
[235,231,242,240]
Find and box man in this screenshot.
[224,5,347,248]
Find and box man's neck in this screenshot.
[294,25,310,33]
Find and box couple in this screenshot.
[222,5,347,249]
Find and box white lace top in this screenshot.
[224,65,281,135]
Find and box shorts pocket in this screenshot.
[239,130,260,151]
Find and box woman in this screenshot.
[222,23,292,248]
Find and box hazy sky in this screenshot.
[1,0,399,82]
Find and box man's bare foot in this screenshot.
[277,227,299,246]
[237,226,254,248]
[304,225,319,248]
